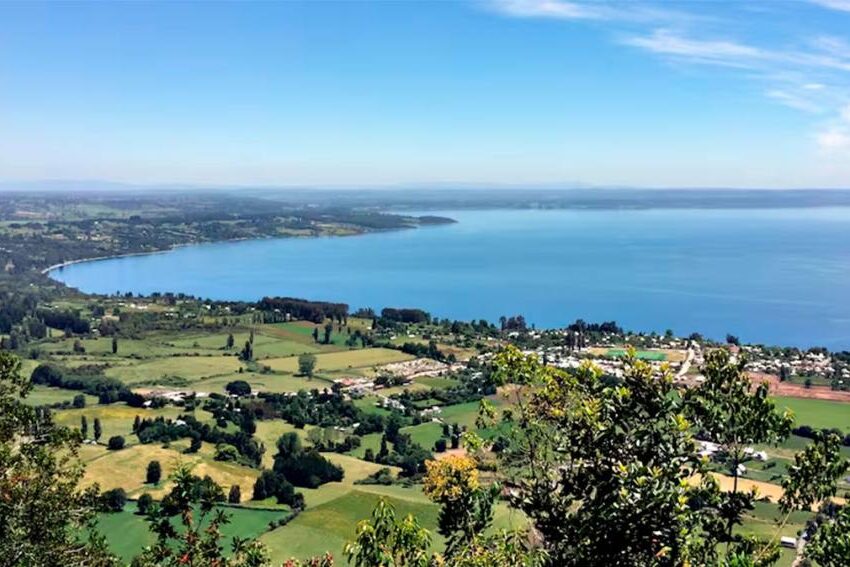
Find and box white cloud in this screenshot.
[487,0,687,24]
[490,0,606,20]
[488,0,850,155]
[621,29,765,68]
[767,89,823,113]
[816,128,850,149]
[810,0,850,12]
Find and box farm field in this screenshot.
[22,385,98,407]
[97,501,285,563]
[260,479,526,563]
[263,348,413,374]
[104,355,244,384]
[80,442,261,500]
[192,371,328,395]
[53,403,186,445]
[774,396,850,431]
[413,375,460,389]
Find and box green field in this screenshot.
[264,348,413,374]
[261,488,438,562]
[413,376,460,389]
[21,385,98,407]
[192,371,330,395]
[53,403,186,445]
[774,396,850,431]
[97,501,286,563]
[401,421,444,450]
[606,348,667,361]
[104,355,244,384]
[439,400,487,429]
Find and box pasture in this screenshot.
[774,396,850,431]
[191,371,328,395]
[97,501,285,563]
[263,348,413,374]
[80,442,261,500]
[22,385,98,407]
[53,403,186,445]
[104,355,243,384]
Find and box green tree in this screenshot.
[684,349,793,549]
[132,465,267,567]
[228,484,241,504]
[423,455,498,557]
[112,336,118,354]
[298,353,317,378]
[487,346,728,566]
[73,393,86,408]
[107,435,125,450]
[345,499,432,567]
[226,379,252,397]
[146,460,162,484]
[0,351,115,565]
[241,340,253,361]
[101,488,127,512]
[93,417,102,442]
[81,414,88,438]
[137,493,153,515]
[226,333,235,349]
[323,321,333,344]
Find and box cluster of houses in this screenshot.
[525,344,692,380]
[743,346,848,385]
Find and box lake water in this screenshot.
[50,208,850,349]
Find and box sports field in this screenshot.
[606,348,667,361]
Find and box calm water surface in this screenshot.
[50,208,850,348]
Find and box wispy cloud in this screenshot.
[487,0,687,24]
[767,89,824,113]
[488,0,850,153]
[810,0,850,13]
[620,29,765,68]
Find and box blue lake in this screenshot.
[49,208,850,349]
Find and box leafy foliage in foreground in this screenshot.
[0,351,115,566]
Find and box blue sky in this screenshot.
[1,0,849,188]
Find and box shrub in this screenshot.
[225,380,252,397]
[107,436,125,451]
[137,493,153,515]
[146,460,162,484]
[101,488,127,512]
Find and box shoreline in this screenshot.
[40,219,437,276]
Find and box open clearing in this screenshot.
[98,501,285,563]
[774,396,850,431]
[104,355,243,384]
[54,403,185,444]
[81,442,260,500]
[22,385,98,407]
[192,371,327,395]
[263,348,413,374]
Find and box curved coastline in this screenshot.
[42,217,450,279]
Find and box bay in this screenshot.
[49,208,850,349]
